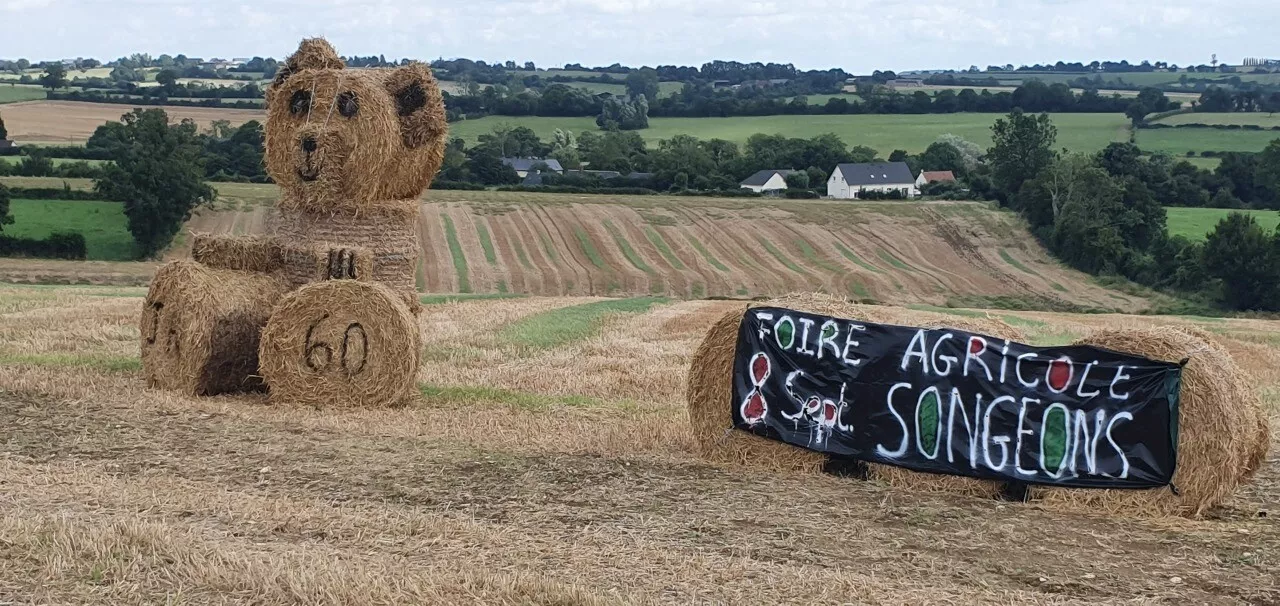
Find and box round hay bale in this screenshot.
[686,306,826,472]
[259,280,420,407]
[1172,326,1270,481]
[686,292,1023,494]
[1028,327,1257,518]
[141,261,288,395]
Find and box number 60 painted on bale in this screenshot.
[258,279,420,407]
[303,313,369,375]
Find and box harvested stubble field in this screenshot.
[0,287,1275,604]
[0,100,266,143]
[180,189,1146,310]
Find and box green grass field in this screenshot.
[1137,128,1280,154]
[496,297,667,349]
[1177,156,1222,170]
[1154,112,1280,127]
[8,199,135,260]
[448,112,1129,155]
[1166,207,1280,241]
[0,84,45,104]
[47,158,109,167]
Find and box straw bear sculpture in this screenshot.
[140,38,447,406]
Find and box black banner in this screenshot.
[732,307,1183,489]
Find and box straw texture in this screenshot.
[141,261,288,395]
[1027,327,1261,518]
[259,280,421,407]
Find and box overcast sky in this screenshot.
[1,0,1273,72]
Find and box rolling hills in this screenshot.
[177,189,1146,311]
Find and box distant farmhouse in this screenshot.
[502,157,564,178]
[827,162,917,199]
[886,78,924,89]
[739,169,796,193]
[916,170,957,190]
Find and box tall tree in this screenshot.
[476,124,548,158]
[652,135,716,185]
[155,68,179,91]
[625,68,660,101]
[1253,139,1280,209]
[934,134,983,171]
[988,109,1057,201]
[917,141,967,177]
[0,183,12,232]
[0,111,7,140]
[39,63,68,91]
[1202,213,1280,310]
[93,109,214,258]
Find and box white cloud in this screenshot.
[0,0,1272,71]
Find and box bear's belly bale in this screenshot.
[273,206,420,296]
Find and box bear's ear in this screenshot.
[272,38,344,88]
[385,64,447,149]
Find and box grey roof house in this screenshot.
[827,162,918,199]
[502,157,564,177]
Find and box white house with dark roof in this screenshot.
[739,169,796,193]
[827,162,918,199]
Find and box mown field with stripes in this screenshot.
[269,191,1141,310]
[0,181,1146,310]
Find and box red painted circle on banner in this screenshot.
[1048,359,1071,391]
[744,393,766,421]
[805,396,821,414]
[751,354,770,384]
[969,338,984,355]
[824,401,837,422]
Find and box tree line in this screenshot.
[984,110,1280,311]
[0,114,266,184]
[440,81,1171,127]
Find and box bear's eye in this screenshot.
[337,92,359,118]
[289,90,312,116]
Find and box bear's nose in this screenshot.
[301,137,317,153]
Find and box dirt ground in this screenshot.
[0,289,1274,605]
[2,100,266,143]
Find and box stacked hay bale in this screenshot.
[140,37,448,408]
[272,201,416,295]
[251,38,446,407]
[687,292,1023,495]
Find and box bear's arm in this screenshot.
[190,234,285,274]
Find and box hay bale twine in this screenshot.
[141,261,288,395]
[686,292,1023,491]
[259,280,420,407]
[1028,327,1257,518]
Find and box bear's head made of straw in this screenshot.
[265,38,447,215]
